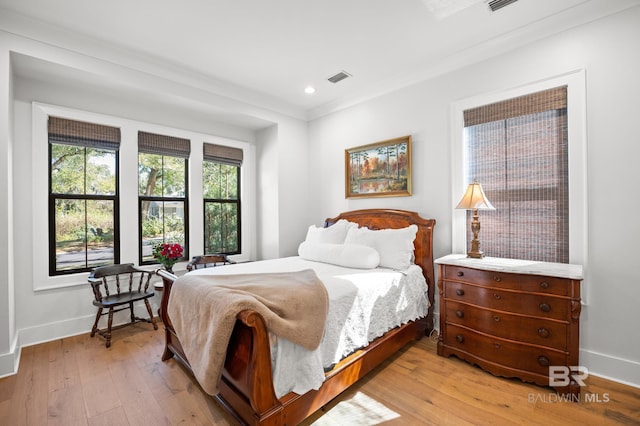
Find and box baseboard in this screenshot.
[18,314,95,349]
[0,340,20,379]
[581,348,640,389]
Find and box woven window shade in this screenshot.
[48,116,120,150]
[203,143,243,166]
[138,131,191,158]
[464,86,567,126]
[463,86,568,263]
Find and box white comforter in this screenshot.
[187,256,429,397]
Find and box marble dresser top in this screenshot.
[434,254,583,280]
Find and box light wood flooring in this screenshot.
[0,322,638,425]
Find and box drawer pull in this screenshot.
[538,328,550,338]
[494,343,501,349]
[540,281,550,289]
[457,271,464,277]
[493,315,500,322]
[537,356,550,367]
[539,303,551,312]
[493,293,502,300]
[456,334,464,343]
[455,310,464,318]
[456,289,465,296]
[493,276,502,282]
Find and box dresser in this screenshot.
[435,254,583,396]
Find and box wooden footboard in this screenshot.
[158,209,435,425]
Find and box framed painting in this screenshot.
[345,135,412,198]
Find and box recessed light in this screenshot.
[304,86,316,94]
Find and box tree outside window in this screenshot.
[203,143,242,255]
[138,132,189,264]
[48,117,120,275]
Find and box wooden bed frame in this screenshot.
[157,209,435,425]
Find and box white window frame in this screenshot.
[32,103,254,291]
[450,70,588,285]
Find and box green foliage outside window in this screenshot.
[203,161,239,254]
[203,161,238,199]
[51,145,116,195]
[138,153,185,197]
[50,144,117,272]
[139,153,187,263]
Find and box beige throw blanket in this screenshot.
[167,269,329,396]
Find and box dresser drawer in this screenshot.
[443,324,567,377]
[444,301,568,350]
[444,281,569,321]
[443,265,571,296]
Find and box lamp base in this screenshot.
[467,250,484,259]
[467,233,484,259]
[466,208,487,259]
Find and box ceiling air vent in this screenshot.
[487,0,518,12]
[328,71,351,84]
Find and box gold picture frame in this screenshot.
[345,135,412,198]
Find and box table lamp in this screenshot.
[456,180,495,258]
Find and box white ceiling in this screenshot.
[1,0,638,122]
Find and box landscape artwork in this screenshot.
[345,135,412,198]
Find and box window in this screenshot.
[202,143,242,254]
[138,131,190,264]
[462,86,568,263]
[48,117,120,275]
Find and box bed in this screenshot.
[157,209,436,425]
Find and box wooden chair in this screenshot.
[88,263,158,348]
[186,254,235,271]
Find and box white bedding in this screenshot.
[187,256,429,397]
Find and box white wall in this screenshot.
[276,117,310,257]
[256,124,280,259]
[0,41,15,376]
[308,7,640,387]
[255,120,311,260]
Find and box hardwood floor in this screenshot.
[0,323,638,425]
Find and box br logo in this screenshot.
[549,366,589,387]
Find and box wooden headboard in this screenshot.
[324,209,436,331]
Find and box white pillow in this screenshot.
[344,224,418,270]
[298,241,380,269]
[304,219,358,244]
